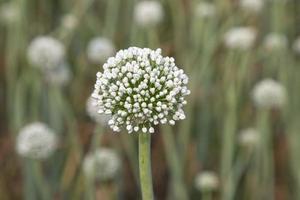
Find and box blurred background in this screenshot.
[0,0,300,199]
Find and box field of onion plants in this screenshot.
[0,0,300,199]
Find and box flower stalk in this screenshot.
[139,133,154,200]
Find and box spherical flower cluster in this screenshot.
[263,33,288,51]
[252,79,286,109]
[292,37,300,54]
[27,36,65,69]
[87,37,115,64]
[239,0,264,13]
[224,27,257,50]
[83,148,120,181]
[92,47,190,133]
[238,128,259,148]
[16,122,58,159]
[0,2,20,24]
[86,96,110,125]
[195,2,216,19]
[195,171,219,192]
[134,1,164,27]
[61,14,78,30]
[44,62,71,87]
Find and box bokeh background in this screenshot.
[0,0,300,199]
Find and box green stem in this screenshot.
[162,126,188,200]
[139,134,154,200]
[257,110,274,199]
[202,192,213,200]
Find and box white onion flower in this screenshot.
[44,62,71,87]
[195,171,219,192]
[239,0,264,13]
[252,79,286,109]
[27,36,65,69]
[292,37,300,54]
[134,1,164,27]
[238,128,259,148]
[92,47,190,133]
[195,2,216,19]
[16,122,58,159]
[0,2,20,24]
[263,33,288,51]
[83,148,120,181]
[87,37,115,64]
[61,14,78,30]
[224,27,257,50]
[86,96,110,125]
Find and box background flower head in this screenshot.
[134,1,164,27]
[27,36,65,69]
[224,27,257,50]
[195,171,219,192]
[239,0,264,13]
[252,79,287,109]
[16,122,58,159]
[83,148,120,181]
[87,37,115,64]
[195,2,216,19]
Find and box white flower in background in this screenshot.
[87,37,115,64]
[83,148,120,181]
[252,79,286,109]
[195,171,219,192]
[0,2,20,24]
[263,33,288,51]
[86,96,110,125]
[27,36,65,69]
[92,47,190,133]
[224,27,257,50]
[238,128,259,148]
[61,14,78,30]
[239,0,264,13]
[134,1,164,27]
[44,62,72,87]
[292,37,300,54]
[195,2,216,18]
[16,122,58,159]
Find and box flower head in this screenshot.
[134,1,164,27]
[87,37,115,64]
[0,2,20,24]
[195,171,219,192]
[44,62,71,87]
[224,27,257,50]
[83,148,120,181]
[252,79,286,109]
[263,33,288,51]
[292,36,300,54]
[86,96,110,125]
[16,122,58,159]
[238,128,259,148]
[61,14,78,30]
[92,47,190,133]
[195,2,216,19]
[239,0,264,13]
[27,36,65,69]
